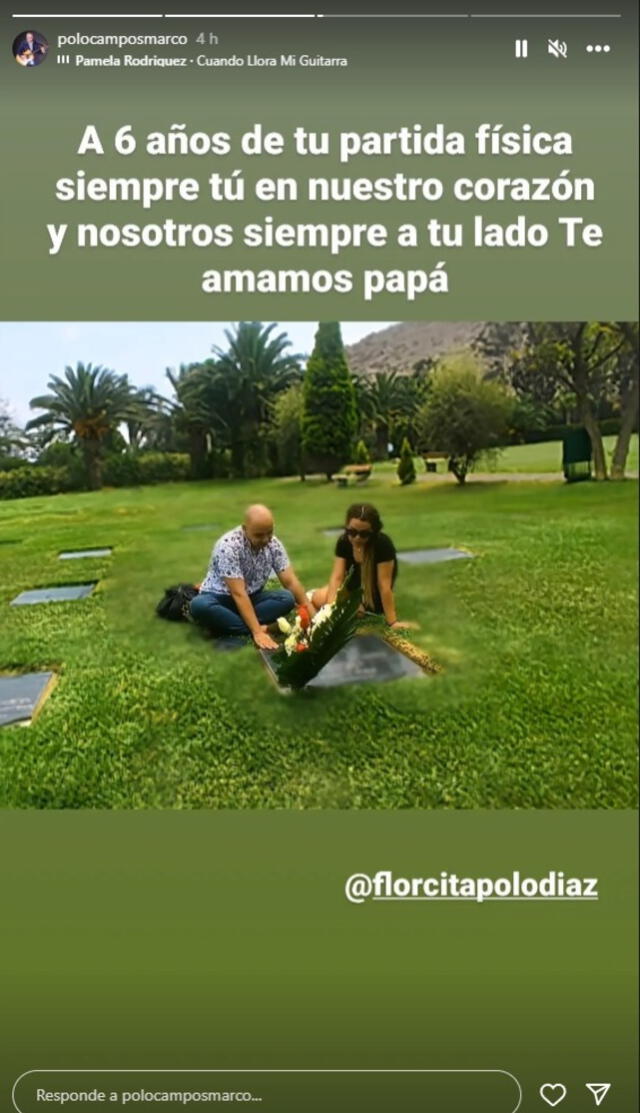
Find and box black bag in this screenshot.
[156,583,199,622]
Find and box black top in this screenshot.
[335,531,397,614]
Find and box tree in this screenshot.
[415,351,513,484]
[396,438,416,485]
[474,322,529,383]
[356,369,406,459]
[389,370,431,452]
[166,362,219,478]
[354,439,370,465]
[509,322,638,479]
[610,322,639,480]
[212,322,302,477]
[27,363,143,490]
[302,322,358,480]
[124,385,169,452]
[269,383,305,479]
[0,401,28,462]
[356,368,431,458]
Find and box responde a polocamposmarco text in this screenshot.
[46,122,605,302]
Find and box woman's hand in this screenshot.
[387,619,420,631]
[253,628,279,650]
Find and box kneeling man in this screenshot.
[190,504,314,649]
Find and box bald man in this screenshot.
[190,504,314,649]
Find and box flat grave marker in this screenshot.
[11,583,97,606]
[260,633,424,691]
[397,547,474,565]
[59,547,112,560]
[321,527,344,537]
[0,671,56,727]
[182,523,220,533]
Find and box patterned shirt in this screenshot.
[200,526,289,596]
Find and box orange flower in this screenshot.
[295,643,309,652]
[297,605,311,630]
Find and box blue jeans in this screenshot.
[190,588,295,637]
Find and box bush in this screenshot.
[36,441,87,488]
[0,455,31,471]
[354,439,371,465]
[523,419,623,444]
[507,397,555,445]
[522,424,567,444]
[138,453,191,484]
[102,453,142,487]
[0,465,75,499]
[415,352,513,484]
[0,453,191,499]
[397,438,416,485]
[269,383,304,477]
[598,418,623,438]
[102,452,190,486]
[207,448,232,480]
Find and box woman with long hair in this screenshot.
[311,503,409,629]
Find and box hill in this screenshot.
[346,321,485,376]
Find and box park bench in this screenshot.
[333,464,373,487]
[421,452,448,474]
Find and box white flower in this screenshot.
[284,633,298,656]
[311,603,334,628]
[277,616,292,634]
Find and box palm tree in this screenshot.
[211,322,303,476]
[357,369,431,457]
[124,385,169,452]
[357,370,406,459]
[27,363,141,489]
[165,361,226,477]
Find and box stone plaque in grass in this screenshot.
[11,583,97,606]
[321,527,344,537]
[0,672,56,727]
[59,548,112,560]
[261,634,423,691]
[397,547,474,565]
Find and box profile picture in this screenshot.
[13,29,49,67]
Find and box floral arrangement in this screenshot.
[270,578,363,690]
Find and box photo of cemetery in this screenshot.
[0,320,637,809]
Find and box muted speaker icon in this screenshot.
[548,39,568,58]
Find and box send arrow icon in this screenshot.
[586,1083,611,1106]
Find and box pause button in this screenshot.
[515,39,528,58]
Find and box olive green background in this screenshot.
[1,5,637,1109]
[2,2,638,319]
[1,811,637,1111]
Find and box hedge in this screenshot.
[0,465,77,499]
[0,455,32,472]
[519,419,624,445]
[0,453,191,500]
[102,452,190,486]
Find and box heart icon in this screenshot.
[540,1083,567,1107]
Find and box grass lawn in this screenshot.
[376,434,638,477]
[0,472,637,809]
[487,434,638,475]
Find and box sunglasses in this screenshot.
[345,527,373,539]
